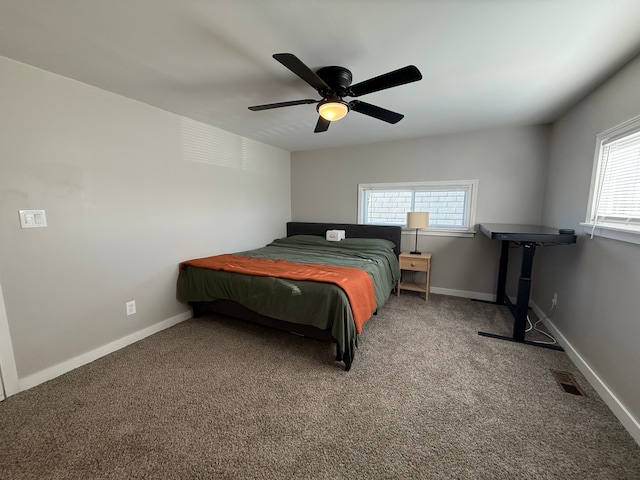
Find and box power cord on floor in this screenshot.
[524,302,558,345]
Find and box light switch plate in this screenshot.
[19,210,47,228]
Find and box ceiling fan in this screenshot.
[248,53,423,133]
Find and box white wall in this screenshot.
[0,280,19,397]
[291,125,550,296]
[0,57,291,385]
[535,53,640,429]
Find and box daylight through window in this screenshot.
[587,115,640,240]
[358,180,477,236]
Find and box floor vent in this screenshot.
[551,369,587,397]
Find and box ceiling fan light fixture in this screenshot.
[248,54,423,132]
[317,100,349,121]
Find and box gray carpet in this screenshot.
[1,294,639,479]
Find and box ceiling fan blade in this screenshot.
[314,116,331,133]
[248,99,318,111]
[349,100,404,124]
[273,53,329,91]
[349,65,422,97]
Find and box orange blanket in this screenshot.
[181,254,376,333]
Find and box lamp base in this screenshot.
[410,251,422,255]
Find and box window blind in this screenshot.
[592,130,640,229]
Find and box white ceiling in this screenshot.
[2,1,640,152]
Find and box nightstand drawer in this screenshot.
[399,256,430,271]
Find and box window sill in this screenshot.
[402,228,476,239]
[579,222,640,246]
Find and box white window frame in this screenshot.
[357,180,478,238]
[582,114,640,246]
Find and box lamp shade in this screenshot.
[407,211,429,229]
[318,101,349,121]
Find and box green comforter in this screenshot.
[177,235,400,369]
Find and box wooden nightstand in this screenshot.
[397,252,432,302]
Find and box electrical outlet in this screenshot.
[552,292,558,308]
[126,300,136,316]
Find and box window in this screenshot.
[584,115,640,244]
[357,180,478,237]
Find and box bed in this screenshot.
[177,222,402,370]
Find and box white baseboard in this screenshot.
[530,301,640,446]
[18,310,192,393]
[430,286,495,302]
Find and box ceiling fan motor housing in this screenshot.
[316,66,353,96]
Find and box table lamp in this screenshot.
[407,212,429,254]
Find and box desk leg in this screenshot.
[513,242,535,341]
[496,239,509,305]
[478,241,563,351]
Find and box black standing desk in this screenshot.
[478,224,576,351]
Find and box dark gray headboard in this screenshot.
[286,222,402,256]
